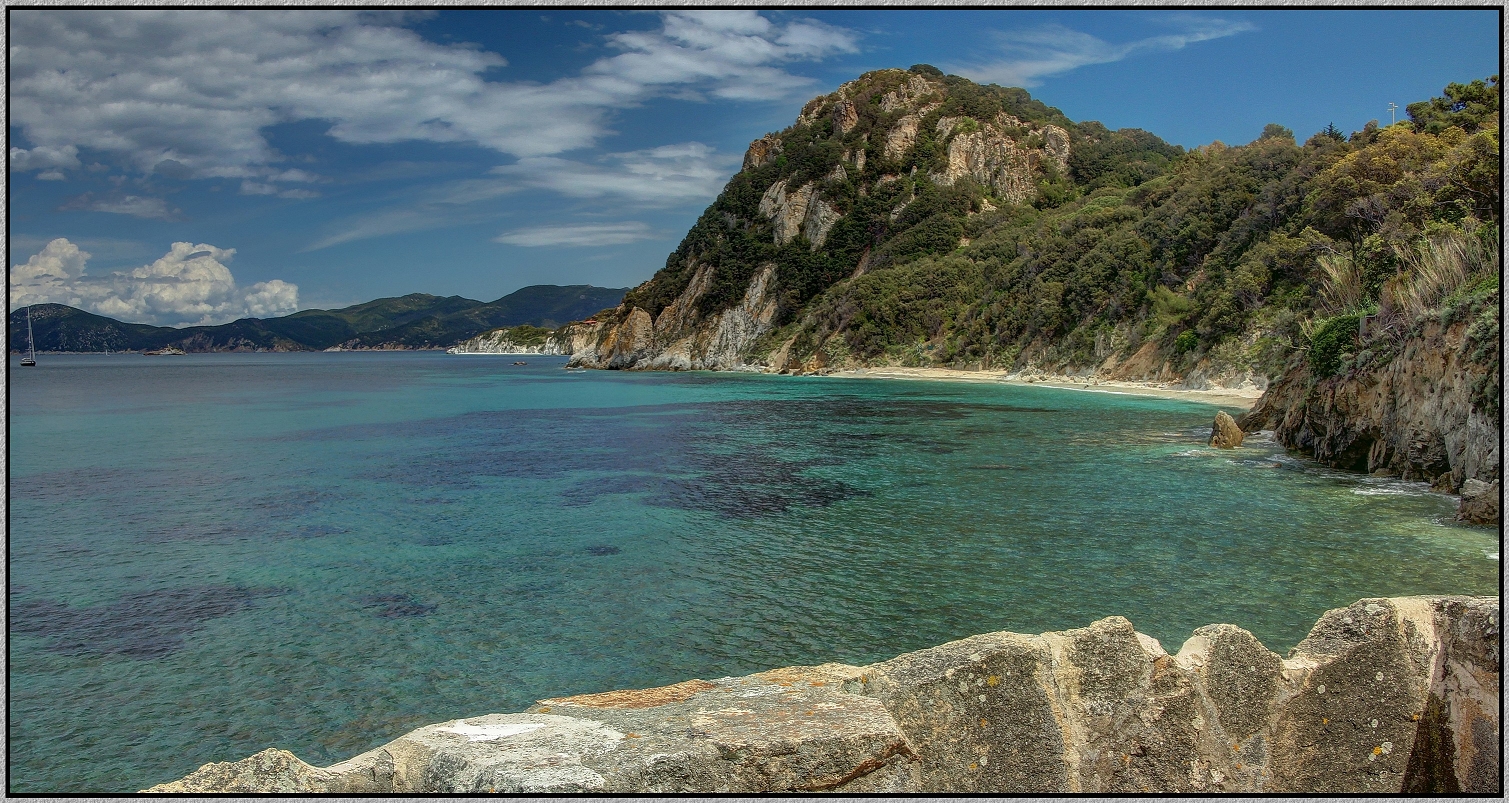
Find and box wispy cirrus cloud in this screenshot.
[306,142,733,251]
[494,222,659,247]
[239,181,320,199]
[303,174,527,251]
[60,192,183,221]
[952,16,1255,87]
[491,143,736,205]
[303,206,493,252]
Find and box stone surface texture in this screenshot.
[147,596,1499,794]
[757,179,815,247]
[565,262,779,372]
[930,113,1072,205]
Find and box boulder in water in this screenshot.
[1209,411,1244,449]
[1455,478,1499,525]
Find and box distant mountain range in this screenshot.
[8,284,628,353]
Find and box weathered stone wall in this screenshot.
[145,596,1498,794]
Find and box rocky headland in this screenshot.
[530,69,1500,522]
[1241,314,1500,524]
[147,596,1498,794]
[446,325,568,355]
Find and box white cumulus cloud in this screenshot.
[10,10,857,181]
[952,16,1255,87]
[10,239,299,327]
[494,222,658,247]
[10,144,81,173]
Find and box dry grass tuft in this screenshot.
[1386,232,1498,324]
[1316,252,1364,315]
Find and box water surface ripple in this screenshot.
[8,352,1496,792]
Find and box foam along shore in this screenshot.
[146,596,1497,794]
[444,351,547,356]
[830,366,1264,409]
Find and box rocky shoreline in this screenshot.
[1240,317,1500,525]
[444,328,566,355]
[147,596,1498,794]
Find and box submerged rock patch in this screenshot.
[11,585,285,658]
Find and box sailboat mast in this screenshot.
[27,306,36,361]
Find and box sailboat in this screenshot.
[20,305,37,366]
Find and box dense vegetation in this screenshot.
[624,69,1097,317]
[9,285,628,352]
[618,68,1499,388]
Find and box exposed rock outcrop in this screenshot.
[1455,479,1499,525]
[1240,318,1499,509]
[757,180,810,246]
[831,99,859,135]
[931,114,1072,204]
[802,198,841,249]
[883,114,920,161]
[742,135,782,171]
[446,328,565,355]
[879,72,937,113]
[1209,411,1244,448]
[566,263,779,372]
[149,596,1499,794]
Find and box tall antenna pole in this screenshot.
[1388,103,1398,125]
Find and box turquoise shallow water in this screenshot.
[8,352,1498,792]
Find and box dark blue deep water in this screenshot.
[8,352,1497,791]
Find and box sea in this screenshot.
[7,352,1499,792]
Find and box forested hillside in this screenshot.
[568,67,1498,389]
[9,285,629,352]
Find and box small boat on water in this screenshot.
[512,360,528,365]
[20,306,37,366]
[142,346,187,356]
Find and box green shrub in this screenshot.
[1307,313,1361,377]
[1173,329,1198,355]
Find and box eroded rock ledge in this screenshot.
[145,596,1498,794]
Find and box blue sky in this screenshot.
[8,8,1499,325]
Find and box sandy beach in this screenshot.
[829,366,1263,409]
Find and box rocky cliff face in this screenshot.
[149,596,1498,794]
[757,180,840,250]
[931,113,1070,204]
[446,327,566,355]
[1240,318,1500,502]
[567,263,779,371]
[569,67,1074,372]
